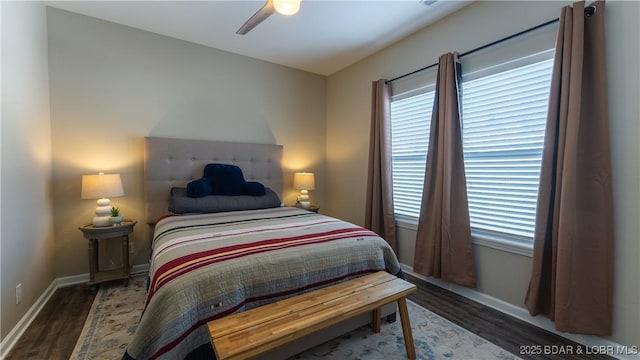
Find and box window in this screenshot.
[389,53,554,246]
[390,91,434,222]
[462,58,553,239]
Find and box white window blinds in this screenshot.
[389,54,553,244]
[388,23,557,247]
[461,57,554,238]
[390,91,434,219]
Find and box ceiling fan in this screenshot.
[236,0,301,35]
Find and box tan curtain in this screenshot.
[525,0,613,335]
[365,79,397,252]
[413,53,476,287]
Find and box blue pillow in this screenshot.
[204,164,246,196]
[243,181,266,196]
[186,178,212,198]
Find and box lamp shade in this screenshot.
[81,173,124,199]
[274,0,300,15]
[293,172,315,190]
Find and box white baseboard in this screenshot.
[401,264,637,360]
[0,280,57,359]
[56,263,150,288]
[1,263,150,357]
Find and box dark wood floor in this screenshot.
[6,284,97,360]
[5,274,609,360]
[404,274,612,360]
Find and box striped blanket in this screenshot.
[123,207,401,359]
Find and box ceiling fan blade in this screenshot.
[236,0,275,35]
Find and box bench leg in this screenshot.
[397,297,416,359]
[372,308,381,333]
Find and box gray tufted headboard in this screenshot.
[143,137,283,224]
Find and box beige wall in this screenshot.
[326,0,639,346]
[46,8,327,277]
[606,0,640,347]
[0,1,55,340]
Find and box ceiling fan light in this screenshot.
[273,0,300,16]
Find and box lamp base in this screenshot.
[92,216,112,227]
[92,198,112,227]
[298,190,311,209]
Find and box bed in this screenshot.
[123,137,402,360]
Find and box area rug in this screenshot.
[69,275,147,360]
[71,275,520,360]
[291,302,520,360]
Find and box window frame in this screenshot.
[389,50,555,257]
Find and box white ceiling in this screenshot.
[45,0,471,76]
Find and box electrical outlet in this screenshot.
[16,283,22,305]
[129,242,134,254]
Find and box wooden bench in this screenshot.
[207,271,417,360]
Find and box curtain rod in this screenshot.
[385,5,596,85]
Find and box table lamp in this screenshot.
[293,172,315,209]
[81,172,124,227]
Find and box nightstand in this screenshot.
[78,220,136,286]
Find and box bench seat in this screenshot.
[207,271,417,360]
